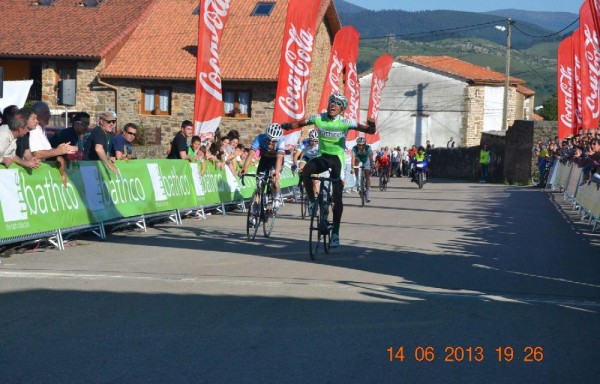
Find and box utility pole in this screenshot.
[501,18,513,131]
[386,34,395,54]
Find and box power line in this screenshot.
[513,18,579,38]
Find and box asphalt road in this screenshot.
[1,177,599,383]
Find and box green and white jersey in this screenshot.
[306,113,357,163]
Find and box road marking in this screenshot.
[1,270,598,309]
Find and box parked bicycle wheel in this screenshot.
[247,191,261,241]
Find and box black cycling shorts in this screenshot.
[302,153,342,180]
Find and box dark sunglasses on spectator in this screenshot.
[126,131,136,136]
[103,119,117,124]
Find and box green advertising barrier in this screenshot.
[0,159,299,239]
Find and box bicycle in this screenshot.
[379,166,389,191]
[531,162,551,188]
[241,173,277,241]
[353,165,367,206]
[307,174,339,260]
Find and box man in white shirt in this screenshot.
[29,101,77,159]
[0,113,40,169]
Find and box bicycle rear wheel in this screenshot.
[322,201,332,254]
[263,194,276,238]
[247,191,261,241]
[309,199,322,260]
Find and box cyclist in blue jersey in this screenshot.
[293,129,321,200]
[281,93,376,248]
[239,123,285,209]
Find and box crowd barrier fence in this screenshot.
[0,159,299,250]
[547,161,600,231]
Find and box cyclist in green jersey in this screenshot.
[281,93,376,247]
[351,136,375,202]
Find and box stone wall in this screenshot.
[464,86,485,147]
[428,131,505,182]
[504,120,557,184]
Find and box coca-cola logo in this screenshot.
[198,0,231,101]
[559,65,574,129]
[369,78,385,120]
[328,52,344,93]
[278,24,315,120]
[345,62,360,121]
[574,55,583,124]
[583,25,600,119]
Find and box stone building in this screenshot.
[358,56,535,148]
[0,0,341,148]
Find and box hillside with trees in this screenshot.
[334,0,578,105]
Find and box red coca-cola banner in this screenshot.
[365,54,394,147]
[340,28,361,148]
[579,2,600,130]
[589,0,600,33]
[274,0,322,147]
[193,0,232,137]
[558,37,575,139]
[573,31,584,131]
[318,26,360,113]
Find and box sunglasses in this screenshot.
[103,119,117,124]
[126,131,136,136]
[329,100,344,107]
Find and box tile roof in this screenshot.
[397,55,525,86]
[102,0,340,80]
[516,84,536,96]
[0,0,156,59]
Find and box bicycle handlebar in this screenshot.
[240,172,270,187]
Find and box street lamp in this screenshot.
[495,19,513,131]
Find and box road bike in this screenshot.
[241,173,277,241]
[353,165,367,206]
[379,165,389,191]
[307,174,339,260]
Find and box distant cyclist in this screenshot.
[351,136,374,202]
[281,93,376,248]
[376,149,391,185]
[292,129,320,197]
[292,129,320,174]
[239,123,285,209]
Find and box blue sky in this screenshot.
[344,0,581,13]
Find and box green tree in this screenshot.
[539,94,558,121]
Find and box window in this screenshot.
[251,2,275,16]
[141,87,171,115]
[223,90,251,118]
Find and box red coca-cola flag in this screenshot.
[589,0,600,33]
[341,28,361,148]
[365,54,394,148]
[274,0,322,148]
[557,37,575,139]
[193,0,232,138]
[573,31,584,132]
[318,26,360,113]
[579,1,600,131]
[344,61,361,148]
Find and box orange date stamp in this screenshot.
[386,346,544,363]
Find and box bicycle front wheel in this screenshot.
[299,182,307,219]
[247,191,261,241]
[360,174,365,207]
[263,195,276,238]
